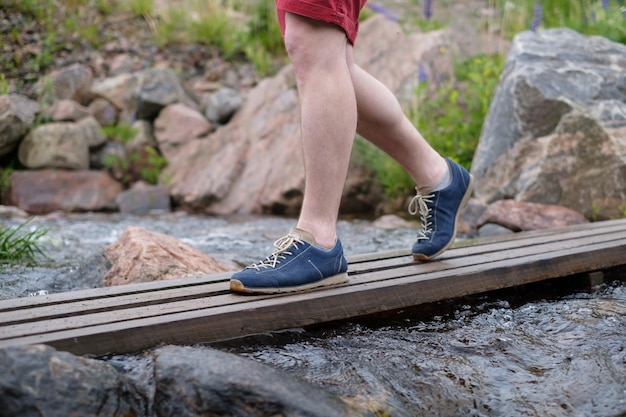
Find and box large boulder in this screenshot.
[8,170,122,214]
[0,344,143,417]
[472,29,626,219]
[163,15,453,215]
[153,345,369,417]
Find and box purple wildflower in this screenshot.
[530,3,543,32]
[417,63,429,83]
[601,0,610,9]
[424,0,434,20]
[367,3,399,22]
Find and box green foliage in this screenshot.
[125,0,154,17]
[497,0,625,44]
[0,75,10,95]
[353,54,505,200]
[353,136,415,200]
[152,0,285,76]
[101,122,138,144]
[138,146,168,185]
[0,220,48,265]
[0,167,14,193]
[100,120,168,186]
[411,54,505,171]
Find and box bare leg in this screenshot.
[346,47,448,188]
[284,13,357,248]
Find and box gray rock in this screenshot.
[0,94,40,157]
[0,344,144,417]
[18,122,90,170]
[204,87,243,124]
[31,63,95,105]
[153,345,369,417]
[129,68,197,120]
[472,29,626,219]
[116,183,171,215]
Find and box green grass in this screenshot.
[495,0,625,44]
[0,220,48,265]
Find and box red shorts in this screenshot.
[276,0,369,44]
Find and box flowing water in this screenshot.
[2,212,625,416]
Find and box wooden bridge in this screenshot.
[1,218,625,357]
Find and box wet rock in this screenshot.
[0,344,144,417]
[0,94,40,157]
[8,170,122,214]
[477,199,588,231]
[116,182,171,215]
[153,345,368,417]
[154,103,213,160]
[0,204,30,219]
[472,28,626,219]
[103,226,234,286]
[478,223,515,237]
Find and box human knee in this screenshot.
[283,14,347,73]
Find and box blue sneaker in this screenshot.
[230,228,349,294]
[409,158,474,261]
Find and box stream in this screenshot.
[1,212,625,416]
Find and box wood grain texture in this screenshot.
[1,219,624,356]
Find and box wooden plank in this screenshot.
[0,219,624,356]
[2,218,622,312]
[7,241,624,356]
[2,225,623,338]
[1,237,623,355]
[1,218,622,314]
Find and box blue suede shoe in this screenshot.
[409,158,474,261]
[230,228,349,294]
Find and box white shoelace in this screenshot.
[246,233,303,270]
[408,186,434,241]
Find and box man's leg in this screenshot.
[285,13,357,249]
[346,47,448,188]
[347,49,474,261]
[229,13,354,294]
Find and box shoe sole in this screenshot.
[413,174,475,262]
[230,272,349,295]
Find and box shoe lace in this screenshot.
[408,186,434,241]
[247,233,303,270]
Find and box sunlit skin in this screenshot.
[285,13,448,248]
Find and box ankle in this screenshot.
[295,222,336,249]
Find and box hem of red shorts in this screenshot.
[276,0,359,44]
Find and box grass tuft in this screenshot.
[0,220,48,265]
